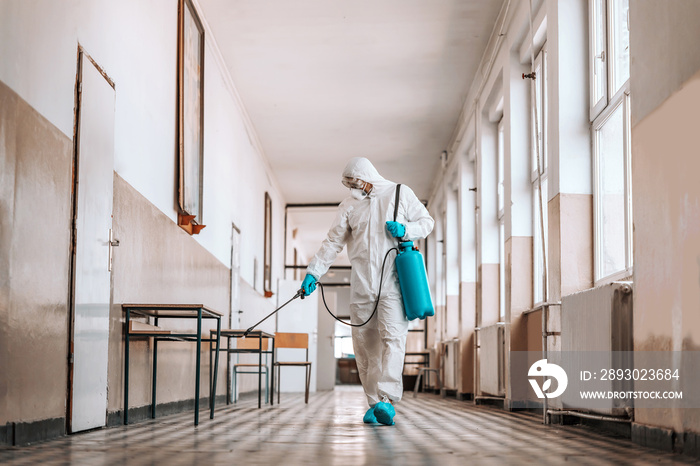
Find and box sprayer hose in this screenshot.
[317,247,398,327]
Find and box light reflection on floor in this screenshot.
[0,385,693,465]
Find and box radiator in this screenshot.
[560,281,633,415]
[479,324,505,396]
[441,339,460,390]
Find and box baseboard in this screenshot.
[1,395,229,447]
[107,394,228,427]
[0,423,11,446]
[678,431,700,459]
[505,399,542,412]
[631,422,674,453]
[1,417,66,446]
[456,392,474,401]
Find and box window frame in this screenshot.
[497,119,506,322]
[589,0,632,284]
[592,86,632,284]
[589,0,608,120]
[531,47,548,307]
[263,192,273,297]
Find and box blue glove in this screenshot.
[386,221,406,238]
[301,274,317,296]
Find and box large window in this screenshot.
[263,192,273,297]
[531,48,548,306]
[497,120,505,321]
[590,0,632,283]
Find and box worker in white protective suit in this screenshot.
[300,157,434,426]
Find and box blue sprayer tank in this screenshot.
[395,241,434,320]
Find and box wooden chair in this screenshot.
[232,336,270,404]
[273,332,312,404]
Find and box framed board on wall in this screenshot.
[177,0,205,234]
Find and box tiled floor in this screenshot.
[0,385,693,465]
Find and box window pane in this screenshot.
[498,124,505,214]
[531,52,547,175]
[499,221,505,321]
[533,178,548,304]
[597,104,625,278]
[592,0,607,107]
[531,60,542,174]
[610,0,630,94]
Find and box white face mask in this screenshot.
[350,188,367,200]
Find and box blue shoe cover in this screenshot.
[373,402,395,426]
[363,406,377,423]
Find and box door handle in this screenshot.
[108,228,119,272]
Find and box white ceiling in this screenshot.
[198,0,504,204]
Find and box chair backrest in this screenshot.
[237,336,269,350]
[275,332,308,349]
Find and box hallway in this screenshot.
[0,387,690,465]
[4,0,700,461]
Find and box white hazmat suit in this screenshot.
[306,158,434,406]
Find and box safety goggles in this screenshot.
[342,177,372,191]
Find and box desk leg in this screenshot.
[124,309,130,425]
[195,308,202,426]
[208,334,212,400]
[270,338,275,406]
[258,337,262,409]
[152,337,158,418]
[210,317,220,419]
[226,336,231,405]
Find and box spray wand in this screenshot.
[242,288,305,337]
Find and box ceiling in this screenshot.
[198,0,504,205]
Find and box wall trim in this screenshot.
[0,417,66,447]
[632,422,674,453]
[0,395,227,447]
[107,394,227,427]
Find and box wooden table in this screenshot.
[122,304,222,426]
[212,329,275,409]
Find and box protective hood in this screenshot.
[341,157,393,194]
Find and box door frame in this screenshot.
[66,46,116,433]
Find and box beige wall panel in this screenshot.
[507,236,533,314]
[109,174,230,412]
[430,304,444,347]
[445,294,460,340]
[560,194,593,297]
[526,309,543,353]
[0,80,73,423]
[426,306,437,350]
[548,193,593,302]
[548,195,562,303]
[632,70,700,432]
[459,281,475,394]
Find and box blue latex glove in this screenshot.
[386,221,406,238]
[301,274,317,296]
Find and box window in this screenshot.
[263,192,273,297]
[531,48,548,306]
[497,120,506,321]
[176,0,205,234]
[589,0,632,283]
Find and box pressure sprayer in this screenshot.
[391,184,434,321]
[244,184,433,336]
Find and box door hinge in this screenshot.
[69,353,74,364]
